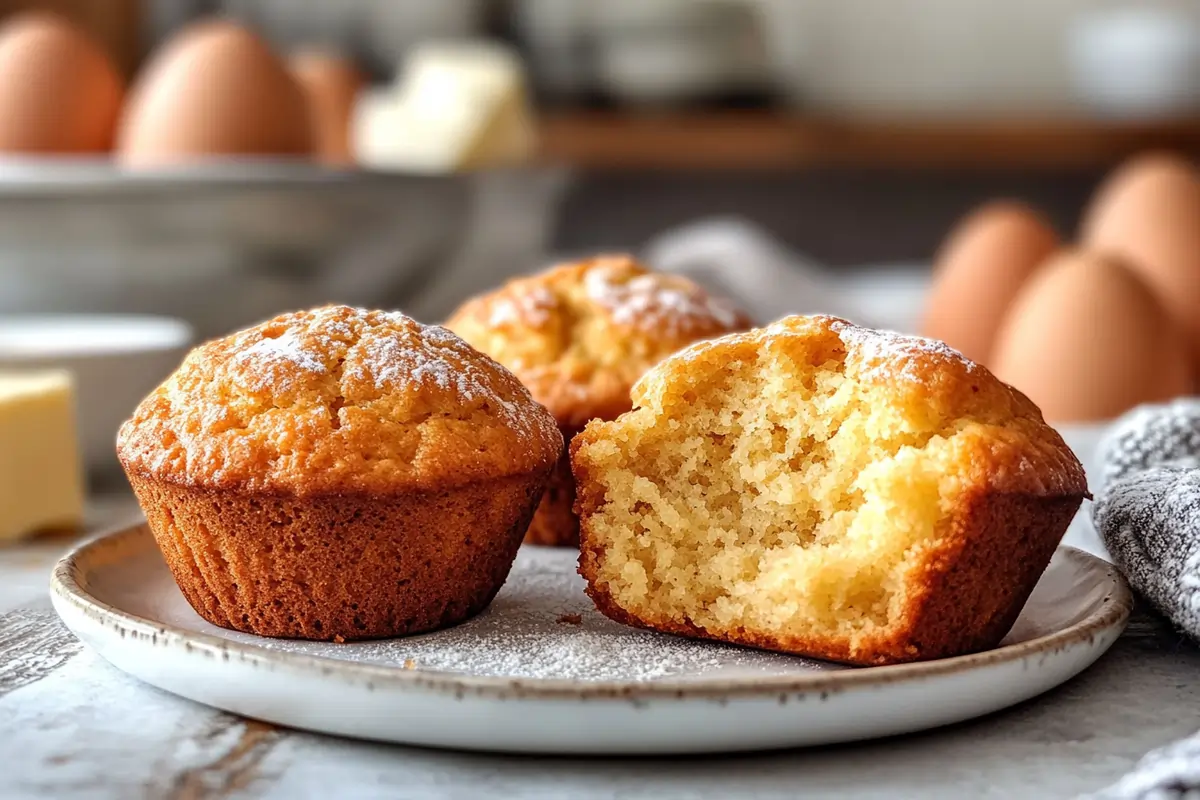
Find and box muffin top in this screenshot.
[118,305,562,496]
[445,255,749,429]
[619,314,1086,497]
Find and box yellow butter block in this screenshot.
[0,371,85,543]
[354,41,536,172]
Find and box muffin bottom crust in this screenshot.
[128,472,545,641]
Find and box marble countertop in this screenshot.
[0,490,1196,800]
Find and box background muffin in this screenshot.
[571,315,1087,665]
[446,255,749,546]
[118,305,562,641]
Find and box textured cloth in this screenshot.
[1092,465,1200,641]
[1088,400,1200,799]
[1097,399,1200,489]
[1087,731,1200,800]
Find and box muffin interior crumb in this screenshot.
[580,336,991,651]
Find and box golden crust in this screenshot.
[117,305,563,496]
[444,254,750,430]
[571,315,1088,665]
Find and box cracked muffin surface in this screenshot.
[118,304,562,495]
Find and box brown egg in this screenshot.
[289,49,363,166]
[117,20,312,166]
[921,201,1059,365]
[991,251,1192,422]
[1081,152,1200,361]
[0,12,123,153]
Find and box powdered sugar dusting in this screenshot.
[488,285,557,328]
[190,548,835,682]
[345,320,543,435]
[222,307,546,435]
[663,316,975,384]
[419,323,462,346]
[828,318,976,383]
[121,305,561,490]
[584,263,743,333]
[232,329,327,389]
[226,306,369,392]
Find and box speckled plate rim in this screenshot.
[51,521,1133,701]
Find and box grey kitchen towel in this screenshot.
[1092,464,1200,641]
[641,217,858,325]
[1097,400,1200,489]
[1087,732,1200,800]
[1094,399,1200,642]
[1088,399,1200,799]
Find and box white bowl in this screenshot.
[1068,8,1200,118]
[591,0,769,104]
[0,315,193,475]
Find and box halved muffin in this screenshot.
[446,254,749,546]
[571,315,1087,665]
[118,305,562,641]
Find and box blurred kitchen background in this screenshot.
[7,0,1200,317]
[3,0,1200,482]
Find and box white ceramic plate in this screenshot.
[52,523,1131,755]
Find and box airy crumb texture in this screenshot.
[118,305,563,496]
[571,315,1087,665]
[445,254,750,429]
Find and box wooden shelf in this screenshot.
[537,112,1200,169]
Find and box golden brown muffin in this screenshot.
[446,254,750,546]
[118,305,562,641]
[571,315,1087,666]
